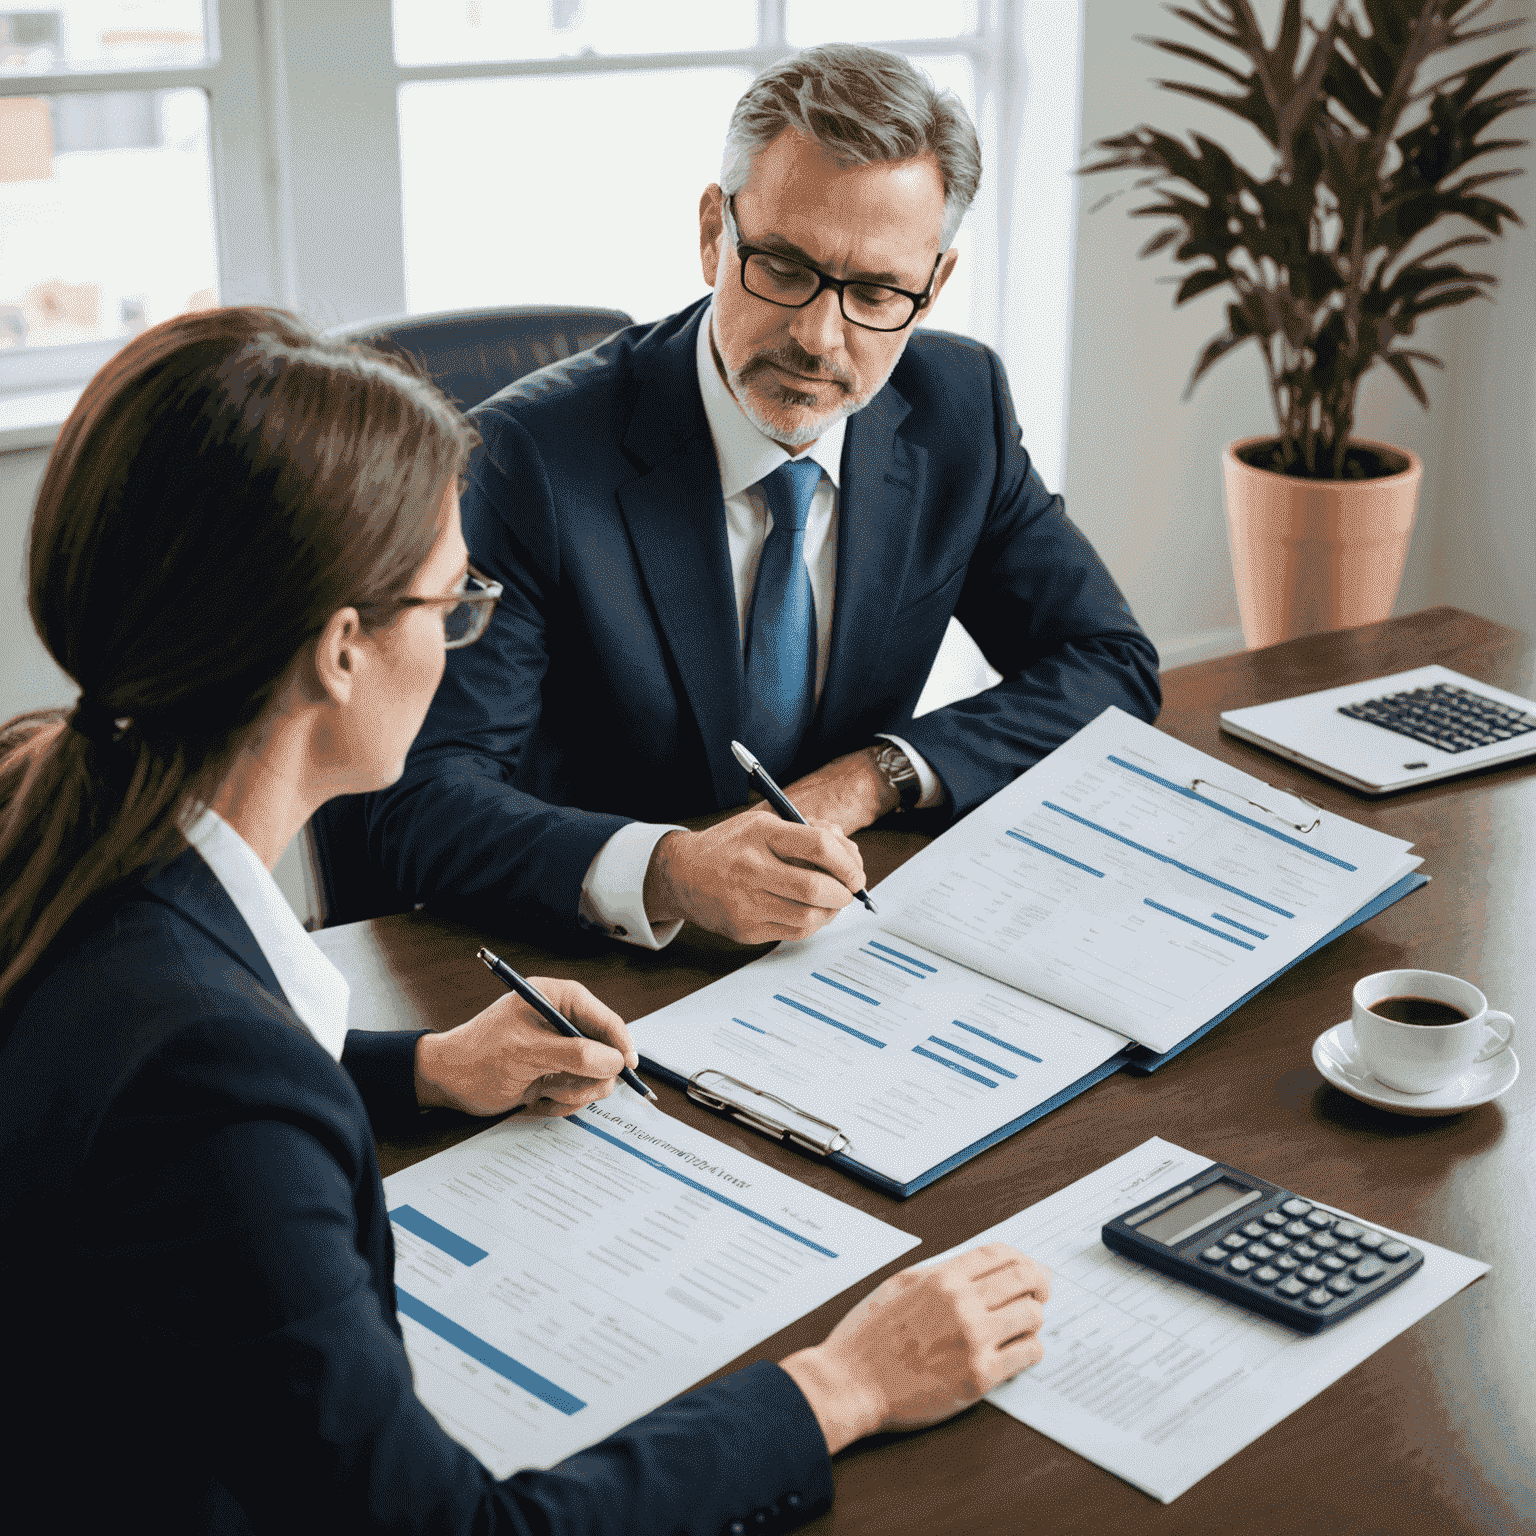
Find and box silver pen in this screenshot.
[730,740,878,914]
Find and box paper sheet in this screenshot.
[929,1137,1488,1502]
[878,708,1419,1053]
[381,1095,918,1476]
[631,908,1129,1188]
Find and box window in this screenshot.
[1,2,1042,401]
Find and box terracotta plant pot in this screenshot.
[1222,435,1423,650]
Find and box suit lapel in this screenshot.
[812,380,924,753]
[616,303,748,807]
[141,848,293,1013]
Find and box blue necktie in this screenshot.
[744,457,822,781]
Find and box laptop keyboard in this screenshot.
[1338,683,1536,754]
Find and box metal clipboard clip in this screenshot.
[1190,776,1324,834]
[686,1069,850,1157]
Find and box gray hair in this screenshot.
[721,44,981,250]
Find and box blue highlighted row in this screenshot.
[571,1116,838,1257]
[951,1019,1043,1063]
[863,948,927,979]
[1212,912,1268,940]
[866,940,936,973]
[1105,754,1357,871]
[730,1016,766,1034]
[1144,898,1255,949]
[775,994,885,1048]
[390,1205,487,1266]
[812,971,880,1007]
[913,1044,997,1088]
[1005,829,1104,877]
[928,1034,1017,1080]
[1042,800,1296,918]
[397,1289,586,1415]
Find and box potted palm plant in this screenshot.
[1083,0,1532,647]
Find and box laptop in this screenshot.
[1219,664,1536,795]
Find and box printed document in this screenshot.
[381,1096,918,1476]
[933,1137,1487,1502]
[631,710,1419,1189]
[877,708,1419,1054]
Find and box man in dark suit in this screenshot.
[366,44,1160,947]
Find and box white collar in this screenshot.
[694,301,846,500]
[183,807,350,1062]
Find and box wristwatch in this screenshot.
[872,741,922,813]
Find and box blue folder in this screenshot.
[642,871,1429,1198]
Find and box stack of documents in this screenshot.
[383,1098,917,1474]
[631,710,1427,1194]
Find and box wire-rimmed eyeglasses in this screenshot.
[369,564,502,649]
[722,194,942,333]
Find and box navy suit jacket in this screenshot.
[365,298,1160,932]
[0,849,831,1534]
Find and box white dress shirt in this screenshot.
[578,303,941,949]
[184,807,351,1061]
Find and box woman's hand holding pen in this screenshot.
[414,977,638,1117]
[643,808,868,944]
[780,1244,1053,1455]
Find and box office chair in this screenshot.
[325,304,634,413]
[304,303,633,929]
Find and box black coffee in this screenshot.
[1369,995,1471,1027]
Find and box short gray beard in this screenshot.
[716,325,903,448]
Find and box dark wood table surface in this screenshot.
[315,606,1534,1535]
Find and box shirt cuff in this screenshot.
[579,821,686,950]
[876,734,946,809]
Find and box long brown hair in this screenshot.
[0,306,471,1012]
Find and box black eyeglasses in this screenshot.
[364,564,503,649]
[723,194,942,333]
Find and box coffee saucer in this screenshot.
[1313,1020,1519,1116]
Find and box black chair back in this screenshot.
[309,304,633,927]
[327,304,633,413]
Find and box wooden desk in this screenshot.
[316,607,1534,1534]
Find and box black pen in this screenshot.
[476,947,657,1102]
[730,740,878,914]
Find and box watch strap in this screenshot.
[872,742,921,813]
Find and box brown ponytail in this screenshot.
[0,306,471,1012]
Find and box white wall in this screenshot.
[1065,0,1536,666]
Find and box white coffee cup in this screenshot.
[1351,969,1515,1094]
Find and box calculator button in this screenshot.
[1306,1210,1335,1229]
[1262,1211,1288,1228]
[1327,1276,1356,1296]
[1299,1265,1327,1284]
[1356,1230,1385,1250]
[1333,1221,1364,1240]
[1281,1198,1311,1217]
[1246,1241,1272,1258]
[1379,1241,1411,1262]
[1241,1221,1267,1239]
[1294,1243,1319,1260]
[1228,1255,1254,1274]
[1319,1255,1347,1273]
[1267,1233,1291,1250]
[1284,1220,1311,1238]
[1337,1244,1363,1262]
[1312,1232,1339,1250]
[1223,1233,1248,1249]
[1277,1277,1307,1298]
[1305,1287,1332,1308]
[1276,1255,1300,1272]
[1200,1246,1227,1263]
[1252,1265,1281,1285]
[1352,1257,1386,1281]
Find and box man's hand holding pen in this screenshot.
[643,810,868,944]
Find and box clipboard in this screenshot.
[642,871,1430,1199]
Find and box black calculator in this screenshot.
[1102,1163,1424,1333]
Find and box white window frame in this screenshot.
[2,1,1077,474]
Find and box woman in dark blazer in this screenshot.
[0,307,1050,1535]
